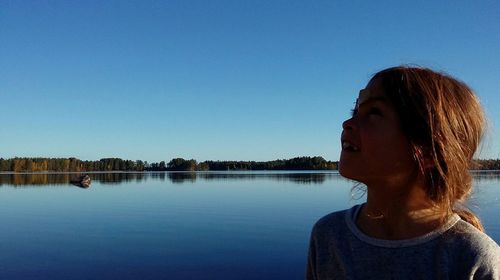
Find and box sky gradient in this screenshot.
[1,0,500,162]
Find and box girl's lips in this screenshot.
[341,141,359,151]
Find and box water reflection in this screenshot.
[0,171,340,187]
[471,171,500,183]
[168,172,197,184]
[2,171,498,187]
[0,172,148,187]
[194,172,330,184]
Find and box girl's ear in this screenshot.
[421,147,436,170]
[422,157,435,169]
[413,146,435,170]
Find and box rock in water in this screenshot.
[70,174,91,188]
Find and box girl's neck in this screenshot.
[356,181,448,240]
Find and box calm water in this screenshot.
[0,171,499,280]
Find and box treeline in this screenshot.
[153,156,338,171]
[0,156,337,172]
[1,157,499,172]
[196,156,337,171]
[476,159,500,170]
[0,158,147,172]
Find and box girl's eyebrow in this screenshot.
[356,89,389,108]
[351,98,387,116]
[352,97,385,117]
[358,96,389,108]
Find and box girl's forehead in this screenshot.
[356,88,388,107]
[358,88,371,105]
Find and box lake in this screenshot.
[0,171,498,279]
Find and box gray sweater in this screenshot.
[307,204,500,280]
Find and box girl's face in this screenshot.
[339,79,418,188]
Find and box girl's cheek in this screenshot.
[359,119,381,132]
[358,113,381,126]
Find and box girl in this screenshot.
[307,66,499,279]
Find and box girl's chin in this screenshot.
[338,167,357,180]
[339,164,367,182]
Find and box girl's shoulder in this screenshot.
[443,219,500,277]
[445,218,500,256]
[311,205,358,237]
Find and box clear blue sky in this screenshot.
[1,0,499,162]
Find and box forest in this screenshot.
[0,156,337,172]
[0,157,498,172]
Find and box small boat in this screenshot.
[70,174,91,188]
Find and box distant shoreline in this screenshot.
[1,170,498,175]
[1,157,499,172]
[0,156,338,172]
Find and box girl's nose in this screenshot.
[342,117,355,130]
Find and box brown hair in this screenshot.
[371,66,486,231]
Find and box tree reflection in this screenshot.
[168,172,197,184]
[471,171,500,183]
[0,171,345,187]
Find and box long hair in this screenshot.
[371,66,486,231]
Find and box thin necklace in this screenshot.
[364,211,385,219]
[363,206,385,219]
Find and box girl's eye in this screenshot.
[368,107,382,116]
[350,108,358,117]
[350,100,358,117]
